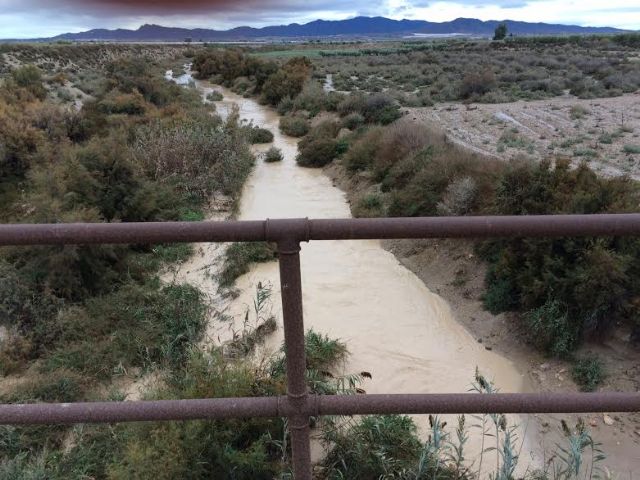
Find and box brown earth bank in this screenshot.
[324,153,640,475]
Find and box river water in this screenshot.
[167,69,537,472]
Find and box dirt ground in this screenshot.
[325,158,640,476]
[406,92,640,179]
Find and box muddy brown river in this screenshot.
[166,69,538,472]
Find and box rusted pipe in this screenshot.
[0,397,283,425]
[277,240,312,480]
[0,220,267,246]
[2,214,640,246]
[316,392,640,415]
[1,392,638,426]
[308,214,640,240]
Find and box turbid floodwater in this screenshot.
[166,68,538,472]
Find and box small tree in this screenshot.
[493,23,508,41]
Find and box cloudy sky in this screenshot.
[1,0,638,38]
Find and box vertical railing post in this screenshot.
[277,238,312,480]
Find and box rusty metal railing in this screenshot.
[1,215,640,479]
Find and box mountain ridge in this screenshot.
[6,16,632,42]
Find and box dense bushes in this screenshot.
[572,356,605,391]
[264,146,283,162]
[132,117,253,200]
[481,160,640,353]
[279,115,310,137]
[0,53,254,396]
[310,36,640,102]
[322,415,423,479]
[261,57,313,106]
[10,65,47,100]
[295,121,341,168]
[193,50,312,106]
[218,242,277,288]
[340,118,640,354]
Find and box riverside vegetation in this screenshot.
[192,44,640,356]
[0,40,636,477]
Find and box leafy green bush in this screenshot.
[261,57,313,106]
[483,274,519,315]
[1,370,85,403]
[243,125,274,144]
[11,65,46,99]
[97,90,146,115]
[341,112,365,130]
[321,415,422,479]
[343,127,384,172]
[569,105,590,119]
[525,299,578,358]
[264,146,283,163]
[206,90,223,101]
[292,81,328,116]
[43,283,207,376]
[109,349,284,480]
[623,144,640,154]
[353,193,385,218]
[279,115,309,137]
[219,242,277,288]
[572,357,605,391]
[460,68,496,99]
[362,93,402,125]
[296,137,338,167]
[132,117,254,200]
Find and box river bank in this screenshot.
[324,150,640,475]
[158,70,550,474]
[167,64,639,474]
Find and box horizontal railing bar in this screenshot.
[0,397,283,425]
[0,220,268,246]
[309,215,640,240]
[1,214,640,246]
[317,392,640,415]
[2,392,638,425]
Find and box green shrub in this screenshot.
[569,105,590,119]
[572,356,605,391]
[276,96,294,115]
[296,137,338,167]
[44,283,207,376]
[337,93,367,116]
[132,118,254,199]
[460,68,496,99]
[321,415,422,479]
[206,90,223,101]
[279,115,309,137]
[341,112,365,130]
[353,193,385,217]
[1,370,85,403]
[526,300,578,358]
[264,146,283,163]
[303,329,348,371]
[219,242,277,288]
[97,90,146,115]
[343,127,384,172]
[623,144,640,154]
[293,81,328,116]
[362,93,402,125]
[243,125,274,144]
[109,348,284,479]
[483,275,519,315]
[11,65,46,99]
[261,57,313,106]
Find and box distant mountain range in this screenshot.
[8,16,632,42]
